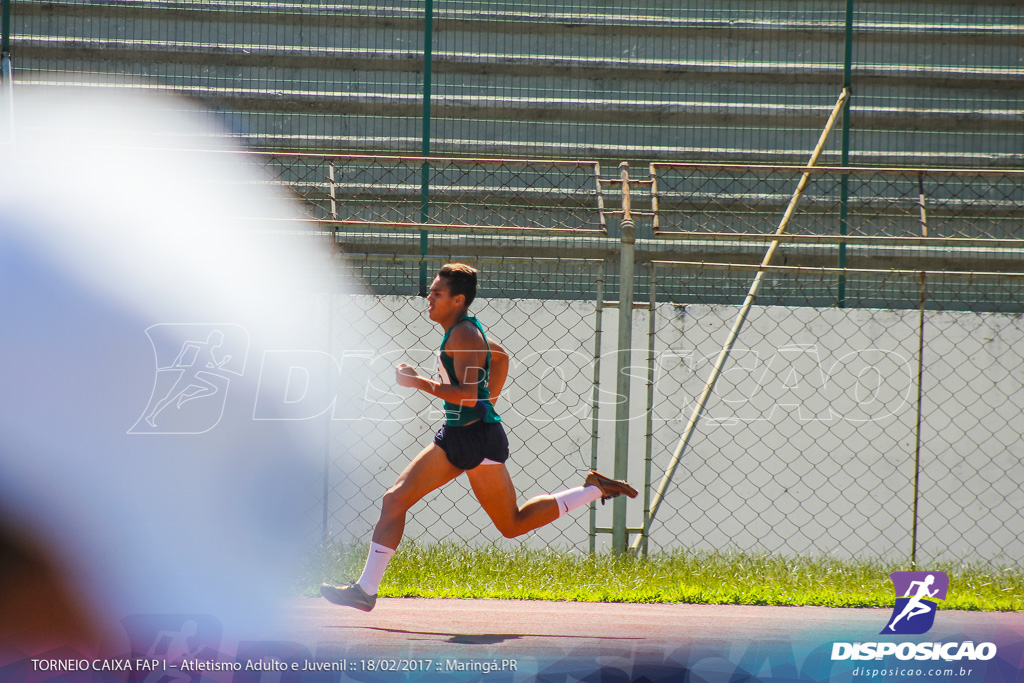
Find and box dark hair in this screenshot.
[437,263,478,308]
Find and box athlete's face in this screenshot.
[426,276,466,323]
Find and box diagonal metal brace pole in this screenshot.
[631,88,850,551]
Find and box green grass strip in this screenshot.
[308,541,1023,612]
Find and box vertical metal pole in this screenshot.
[418,0,434,297]
[613,162,636,553]
[328,162,338,220]
[323,287,334,544]
[1,0,13,143]
[911,271,926,566]
[642,264,657,557]
[837,0,854,307]
[1,0,10,67]
[323,162,338,543]
[589,277,605,554]
[0,0,9,54]
[911,172,928,565]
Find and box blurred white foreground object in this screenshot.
[0,86,343,654]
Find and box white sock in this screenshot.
[552,485,603,518]
[356,542,395,595]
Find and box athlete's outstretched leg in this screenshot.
[372,443,462,549]
[469,465,640,539]
[322,443,461,610]
[467,463,560,538]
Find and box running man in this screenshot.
[144,330,231,427]
[887,574,939,632]
[321,263,637,611]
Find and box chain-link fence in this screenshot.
[648,164,1024,311]
[314,257,1024,566]
[652,165,1024,241]
[5,1,1022,165]
[4,0,1022,565]
[252,153,606,232]
[257,154,1024,566]
[645,263,1024,566]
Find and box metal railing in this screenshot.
[8,0,1022,164]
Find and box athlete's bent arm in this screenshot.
[487,339,509,406]
[396,323,487,406]
[396,364,481,405]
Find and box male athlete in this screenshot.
[321,263,637,611]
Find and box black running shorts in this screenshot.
[433,420,510,470]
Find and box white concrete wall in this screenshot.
[327,295,1024,564]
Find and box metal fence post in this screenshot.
[642,263,657,557]
[323,272,335,545]
[613,162,636,553]
[418,0,434,297]
[838,0,854,307]
[589,276,605,554]
[1,0,13,142]
[1,0,9,71]
[911,173,929,565]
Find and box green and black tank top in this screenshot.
[437,316,502,426]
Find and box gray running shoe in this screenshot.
[320,582,377,612]
[585,470,638,504]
